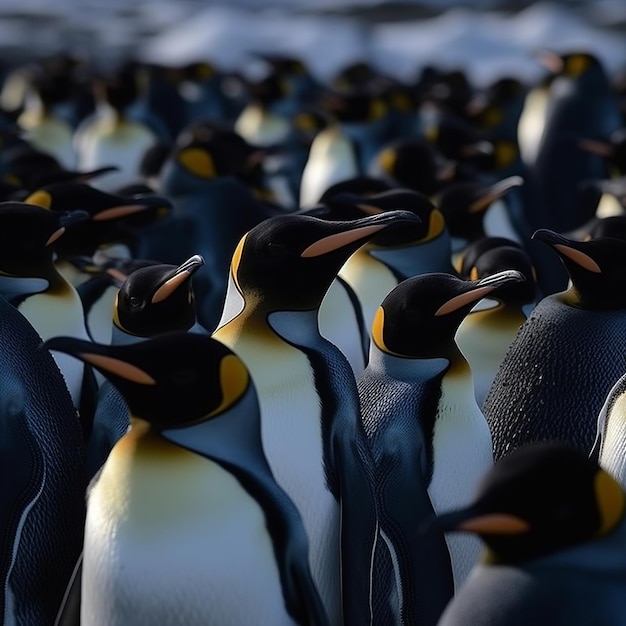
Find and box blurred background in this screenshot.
[0,1,624,84]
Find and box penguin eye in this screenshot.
[129,296,145,311]
[266,241,288,258]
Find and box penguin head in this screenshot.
[435,442,626,564]
[305,188,437,246]
[113,254,204,337]
[372,270,525,358]
[460,238,537,307]
[0,202,88,276]
[165,125,266,193]
[231,210,422,310]
[372,138,456,196]
[44,332,251,429]
[25,183,172,256]
[436,176,523,241]
[533,228,626,309]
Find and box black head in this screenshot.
[372,270,525,358]
[0,202,88,275]
[437,176,523,240]
[305,189,434,246]
[436,442,625,564]
[462,242,537,306]
[44,333,251,429]
[232,211,422,310]
[533,228,626,309]
[114,254,203,337]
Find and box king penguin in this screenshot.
[334,188,455,339]
[112,254,207,344]
[213,209,422,625]
[455,239,538,407]
[591,370,626,492]
[45,332,329,626]
[0,294,86,625]
[0,202,97,424]
[435,442,626,626]
[357,269,524,620]
[484,229,626,459]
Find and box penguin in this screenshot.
[435,442,626,626]
[305,187,449,375]
[299,122,361,207]
[45,332,329,626]
[112,254,207,344]
[358,270,524,618]
[591,371,626,492]
[0,144,117,194]
[144,139,280,330]
[435,175,525,266]
[74,70,160,192]
[529,51,623,233]
[484,229,626,460]
[0,202,96,417]
[368,137,456,197]
[455,239,538,407]
[332,188,455,340]
[24,182,173,272]
[213,209,422,625]
[73,257,157,345]
[17,67,77,168]
[0,294,86,625]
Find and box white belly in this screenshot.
[213,327,341,624]
[427,372,493,590]
[599,392,626,491]
[82,426,296,626]
[18,290,90,408]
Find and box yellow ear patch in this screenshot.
[371,306,388,351]
[26,190,52,210]
[178,148,217,179]
[424,209,445,241]
[377,147,397,175]
[207,354,250,417]
[566,54,591,77]
[595,469,626,536]
[554,244,601,273]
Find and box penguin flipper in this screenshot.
[376,454,454,626]
[54,554,82,626]
[335,436,379,625]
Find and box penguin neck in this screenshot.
[367,233,453,277]
[160,387,273,480]
[368,341,449,381]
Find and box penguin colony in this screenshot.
[1,42,626,626]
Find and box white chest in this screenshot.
[83,431,295,626]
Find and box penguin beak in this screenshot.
[151,255,205,304]
[44,336,157,385]
[434,270,525,316]
[468,176,524,214]
[578,138,615,158]
[300,210,421,258]
[435,505,531,535]
[532,229,601,273]
[532,48,564,73]
[92,194,172,222]
[47,210,90,245]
